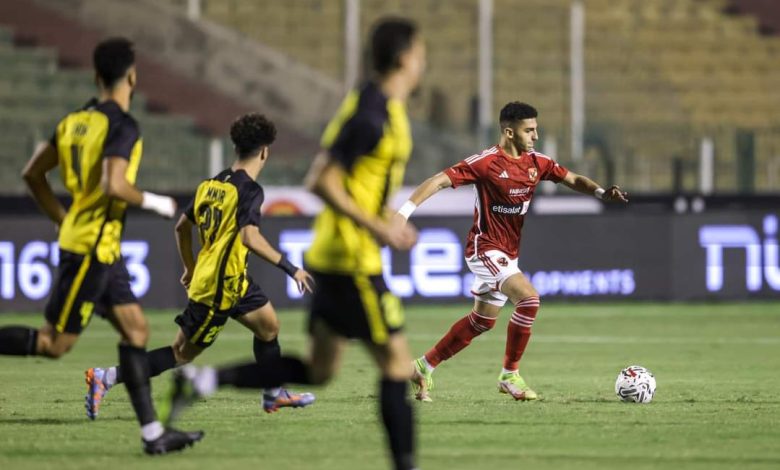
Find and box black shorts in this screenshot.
[308,270,404,345]
[228,280,270,317]
[175,279,269,348]
[44,250,137,334]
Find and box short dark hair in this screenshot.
[93,37,135,89]
[370,18,418,76]
[230,113,277,159]
[499,102,538,128]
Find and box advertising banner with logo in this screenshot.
[0,211,777,312]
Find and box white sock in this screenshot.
[501,368,518,376]
[420,356,435,374]
[141,421,164,441]
[264,387,282,398]
[105,367,117,387]
[192,366,218,396]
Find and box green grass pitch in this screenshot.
[1,302,779,469]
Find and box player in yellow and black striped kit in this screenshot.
[165,19,426,470]
[86,113,315,415]
[0,38,202,454]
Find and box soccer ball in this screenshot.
[615,365,656,403]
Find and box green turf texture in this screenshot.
[1,302,778,470]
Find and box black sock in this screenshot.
[0,326,38,356]
[118,344,157,426]
[217,356,311,389]
[115,346,177,384]
[253,336,281,364]
[380,379,415,470]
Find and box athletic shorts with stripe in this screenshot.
[307,270,404,345]
[175,279,269,348]
[44,249,137,334]
[467,249,522,307]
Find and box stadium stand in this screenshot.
[0,27,214,193]
[3,0,779,192]
[581,0,780,192]
[178,0,779,192]
[0,0,334,192]
[0,3,222,193]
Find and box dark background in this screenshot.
[1,205,777,312]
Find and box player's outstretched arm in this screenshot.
[174,214,196,289]
[305,151,416,250]
[239,225,314,293]
[101,157,177,218]
[560,171,629,203]
[395,171,453,222]
[22,142,67,225]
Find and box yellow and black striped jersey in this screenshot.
[305,82,412,275]
[52,98,143,264]
[185,169,263,311]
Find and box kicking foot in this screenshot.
[411,358,434,402]
[85,367,110,420]
[497,371,538,401]
[162,365,206,426]
[143,428,204,455]
[262,389,316,413]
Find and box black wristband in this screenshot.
[277,256,298,277]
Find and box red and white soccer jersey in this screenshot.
[445,145,569,305]
[445,144,568,259]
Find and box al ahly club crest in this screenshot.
[528,167,538,181]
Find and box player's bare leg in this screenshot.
[36,322,80,358]
[412,299,501,402]
[366,333,414,381]
[236,303,316,412]
[305,318,347,385]
[0,321,79,358]
[172,330,205,363]
[497,272,540,401]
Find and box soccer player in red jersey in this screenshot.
[395,102,628,402]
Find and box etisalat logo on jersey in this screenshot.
[491,203,526,215]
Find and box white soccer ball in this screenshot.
[615,365,656,403]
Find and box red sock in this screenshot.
[503,296,540,371]
[424,311,496,367]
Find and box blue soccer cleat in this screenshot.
[85,367,110,420]
[262,389,316,413]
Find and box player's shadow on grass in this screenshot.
[0,416,132,425]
